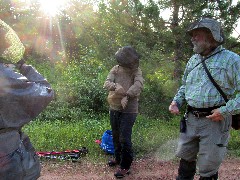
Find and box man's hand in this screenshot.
[169,101,180,115]
[121,96,128,109]
[206,108,224,121]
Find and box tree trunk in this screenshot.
[171,0,183,80]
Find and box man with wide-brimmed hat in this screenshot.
[169,17,240,179]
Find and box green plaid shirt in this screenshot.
[173,46,240,116]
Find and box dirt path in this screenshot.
[39,156,240,180]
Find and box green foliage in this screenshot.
[228,130,240,156]
[137,43,180,118]
[1,0,240,162]
[23,116,111,161]
[18,0,240,120]
[24,115,240,162]
[140,81,173,119]
[46,61,108,121]
[23,115,181,162]
[132,115,179,157]
[55,59,108,114]
[25,54,109,121]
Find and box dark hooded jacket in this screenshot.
[0,63,54,157]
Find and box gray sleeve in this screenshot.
[126,68,144,97]
[103,66,117,91]
[0,64,54,128]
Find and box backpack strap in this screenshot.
[201,49,228,102]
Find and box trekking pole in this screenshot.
[36,147,88,162]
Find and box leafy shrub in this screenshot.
[56,58,109,114]
[228,130,240,156]
[23,115,180,162]
[27,55,110,122]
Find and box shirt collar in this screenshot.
[201,45,224,59]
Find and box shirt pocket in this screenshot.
[207,64,231,90]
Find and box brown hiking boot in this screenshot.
[114,168,130,178]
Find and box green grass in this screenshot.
[23,116,111,162]
[228,130,240,156]
[23,114,240,163]
[132,115,179,157]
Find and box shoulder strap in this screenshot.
[201,50,228,102]
[188,49,224,76]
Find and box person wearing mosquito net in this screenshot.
[169,17,240,180]
[103,46,144,178]
[0,19,54,179]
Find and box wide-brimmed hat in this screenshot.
[187,18,224,43]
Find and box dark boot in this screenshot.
[114,168,130,178]
[199,172,218,180]
[176,159,196,180]
[108,159,119,167]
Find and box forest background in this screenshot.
[1,0,240,161]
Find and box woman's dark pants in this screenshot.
[110,110,137,170]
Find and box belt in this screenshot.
[187,105,223,118]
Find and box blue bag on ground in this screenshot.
[100,130,114,154]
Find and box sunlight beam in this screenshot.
[38,0,68,17]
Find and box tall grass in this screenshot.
[228,130,240,156]
[23,114,180,162]
[23,114,110,162]
[23,114,240,163]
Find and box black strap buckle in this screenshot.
[192,111,211,118]
[192,111,200,118]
